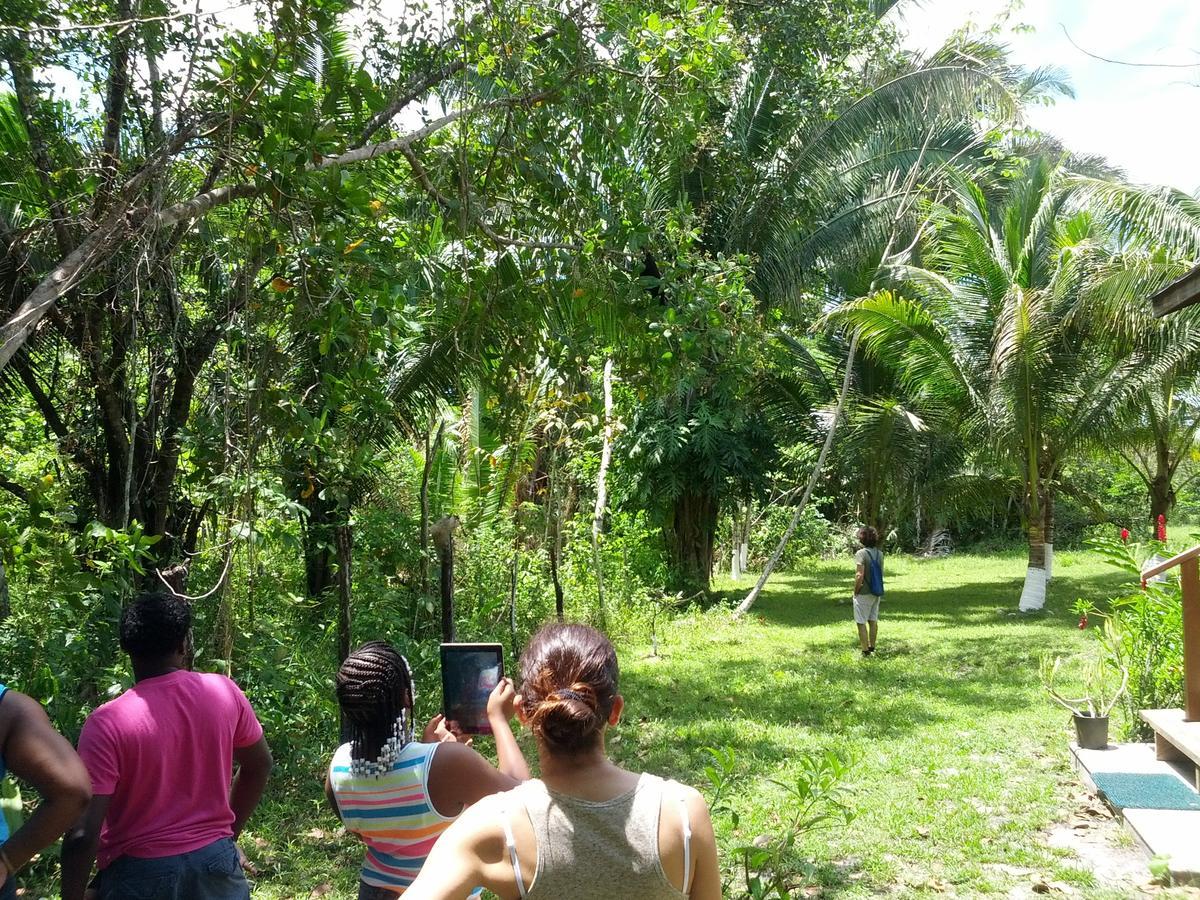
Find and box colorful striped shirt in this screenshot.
[329,741,455,891]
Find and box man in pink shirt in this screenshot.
[61,593,272,900]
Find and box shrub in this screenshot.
[1078,534,1185,739]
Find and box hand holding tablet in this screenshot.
[440,643,505,735]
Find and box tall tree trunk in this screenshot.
[549,542,565,621]
[731,504,742,580]
[669,488,718,592]
[419,420,446,596]
[547,455,565,621]
[433,516,459,642]
[508,545,519,660]
[1149,434,1174,537]
[739,503,751,574]
[0,554,9,622]
[590,358,613,625]
[335,524,353,663]
[1043,484,1055,583]
[1018,485,1047,612]
[735,333,859,617]
[301,491,336,602]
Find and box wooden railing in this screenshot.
[1141,545,1200,722]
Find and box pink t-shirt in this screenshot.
[77,670,264,868]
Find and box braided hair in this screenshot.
[336,641,416,777]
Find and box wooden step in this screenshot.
[1141,708,1200,789]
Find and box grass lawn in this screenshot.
[27,547,1191,898]
[614,549,1153,898]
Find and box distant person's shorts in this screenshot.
[853,594,880,624]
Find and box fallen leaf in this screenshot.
[310,884,334,898]
[344,239,364,254]
[270,276,294,293]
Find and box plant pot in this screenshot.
[1073,714,1109,750]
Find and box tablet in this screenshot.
[440,643,504,735]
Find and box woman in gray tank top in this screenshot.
[403,623,720,900]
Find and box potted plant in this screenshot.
[1040,655,1128,750]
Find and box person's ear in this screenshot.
[516,701,531,726]
[608,695,624,726]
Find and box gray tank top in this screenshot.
[502,773,691,899]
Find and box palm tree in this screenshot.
[625,34,1029,592]
[1074,248,1200,534]
[834,157,1200,609]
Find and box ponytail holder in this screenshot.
[556,689,589,703]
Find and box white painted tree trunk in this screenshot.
[1144,553,1170,584]
[1018,566,1047,612]
[731,504,747,579]
[590,358,614,624]
[739,539,749,573]
[1044,543,1053,582]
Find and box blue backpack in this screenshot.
[863,548,884,596]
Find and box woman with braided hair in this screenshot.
[325,641,529,899]
[404,623,720,900]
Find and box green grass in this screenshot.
[610,550,1141,898]
[20,548,1187,898]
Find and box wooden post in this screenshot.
[1183,556,1200,722]
[432,516,460,643]
[335,525,353,664]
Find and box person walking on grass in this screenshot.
[0,687,92,899]
[326,641,530,900]
[854,526,884,657]
[61,592,273,900]
[402,623,721,900]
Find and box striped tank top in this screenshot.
[329,740,455,892]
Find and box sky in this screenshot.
[895,0,1200,193]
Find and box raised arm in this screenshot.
[486,678,530,781]
[0,691,92,887]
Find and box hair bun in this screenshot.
[530,682,602,751]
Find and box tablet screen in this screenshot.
[440,643,504,735]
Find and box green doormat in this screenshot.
[1092,772,1200,811]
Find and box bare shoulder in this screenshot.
[1,689,51,728]
[456,789,511,829]
[437,791,511,859]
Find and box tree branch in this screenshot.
[0,478,28,502]
[0,83,573,374]
[94,0,138,218]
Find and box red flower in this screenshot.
[1078,615,1088,629]
[1120,528,1130,543]
[1157,515,1167,542]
